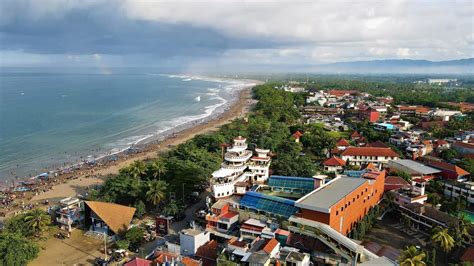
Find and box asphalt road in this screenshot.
[169,190,209,235]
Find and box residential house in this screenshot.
[322,156,346,173]
[180,228,210,256]
[205,201,239,233]
[390,178,428,205]
[195,240,219,266]
[124,257,152,266]
[384,176,410,192]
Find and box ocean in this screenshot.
[0,68,251,183]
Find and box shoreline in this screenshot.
[1,83,258,217]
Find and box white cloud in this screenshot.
[1,0,472,65]
[118,0,473,62]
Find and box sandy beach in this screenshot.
[25,85,256,206]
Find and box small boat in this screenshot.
[194,96,201,102]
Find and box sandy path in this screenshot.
[29,87,256,203]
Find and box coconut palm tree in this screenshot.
[398,246,426,266]
[130,160,147,179]
[145,180,168,208]
[450,213,472,247]
[431,226,455,254]
[24,209,51,237]
[163,200,181,216]
[149,159,167,180]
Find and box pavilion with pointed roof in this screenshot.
[84,201,136,237]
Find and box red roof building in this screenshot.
[366,140,389,148]
[195,240,219,266]
[426,160,470,180]
[336,138,351,147]
[327,89,357,97]
[323,156,346,173]
[460,247,474,263]
[262,238,280,257]
[125,257,152,266]
[360,107,380,123]
[292,131,304,143]
[384,176,410,192]
[351,131,361,140]
[323,156,346,166]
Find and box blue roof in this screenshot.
[343,170,367,178]
[268,175,314,191]
[239,191,298,218]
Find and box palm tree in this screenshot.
[149,159,167,180]
[145,180,168,208]
[431,227,455,254]
[163,200,181,216]
[398,246,426,266]
[24,209,51,237]
[129,160,147,180]
[450,214,472,247]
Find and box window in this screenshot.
[336,211,339,215]
[353,198,355,202]
[341,207,344,211]
[357,195,360,199]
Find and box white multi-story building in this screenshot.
[340,147,399,168]
[210,136,271,199]
[179,228,210,256]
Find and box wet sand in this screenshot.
[28,86,256,204]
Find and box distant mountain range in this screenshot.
[313,58,474,74]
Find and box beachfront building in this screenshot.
[295,171,385,235]
[210,136,271,199]
[84,201,136,240]
[341,147,399,169]
[55,197,84,232]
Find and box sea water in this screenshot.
[0,68,251,182]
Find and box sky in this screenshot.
[0,0,473,72]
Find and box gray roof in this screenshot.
[388,159,441,175]
[246,252,270,264]
[296,177,367,212]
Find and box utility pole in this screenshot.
[104,232,107,261]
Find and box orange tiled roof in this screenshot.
[323,156,346,166]
[85,201,135,235]
[196,240,219,260]
[124,257,152,266]
[427,160,470,176]
[292,131,304,139]
[154,251,178,264]
[181,257,201,266]
[341,147,399,157]
[351,131,361,138]
[336,138,350,146]
[263,238,279,254]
